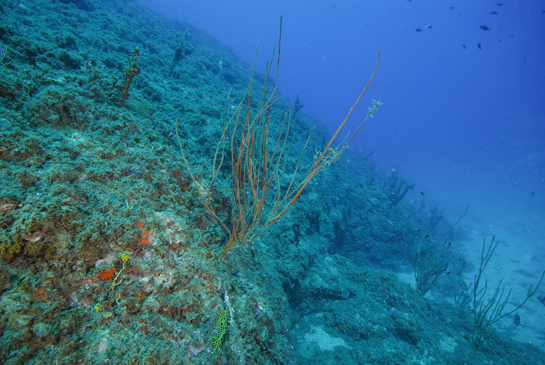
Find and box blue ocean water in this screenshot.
[139,0,544,221]
[0,0,544,363]
[140,0,545,355]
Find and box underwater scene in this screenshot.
[0,0,544,364]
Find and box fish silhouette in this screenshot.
[513,313,521,326]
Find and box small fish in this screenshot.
[491,11,498,15]
[426,24,433,29]
[499,39,501,42]
[415,28,423,32]
[497,3,503,6]
[513,313,521,326]
[420,191,424,196]
[462,44,467,49]
[24,235,42,242]
[542,10,545,14]
[449,7,454,10]
[480,25,492,31]
[418,230,429,237]
[477,42,482,50]
[532,191,535,196]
